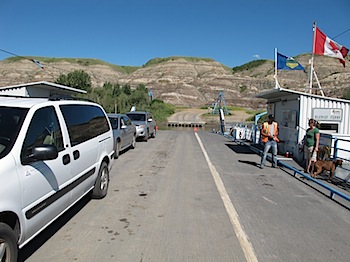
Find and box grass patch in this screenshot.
[232,59,267,74]
[144,56,215,67]
[5,56,139,74]
[226,106,245,111]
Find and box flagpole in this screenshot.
[309,21,325,96]
[274,48,278,89]
[308,22,316,94]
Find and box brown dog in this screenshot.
[312,159,343,180]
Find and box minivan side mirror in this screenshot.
[148,118,153,122]
[23,145,59,164]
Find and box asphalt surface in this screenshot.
[21,130,350,262]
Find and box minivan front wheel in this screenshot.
[91,162,109,199]
[0,223,18,262]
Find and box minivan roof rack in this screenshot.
[48,94,94,102]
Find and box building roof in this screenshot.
[0,81,87,95]
[256,87,350,103]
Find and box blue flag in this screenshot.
[277,52,305,71]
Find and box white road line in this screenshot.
[195,132,258,262]
[262,196,278,205]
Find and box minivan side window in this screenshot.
[21,106,64,162]
[60,105,109,146]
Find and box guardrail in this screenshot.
[224,129,350,204]
[279,161,350,202]
[334,138,350,183]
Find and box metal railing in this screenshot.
[334,138,350,183]
[278,161,350,202]
[224,126,350,203]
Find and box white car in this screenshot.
[0,96,114,261]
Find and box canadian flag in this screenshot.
[314,27,349,67]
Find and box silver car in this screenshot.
[126,111,156,141]
[108,114,137,158]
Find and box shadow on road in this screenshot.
[238,160,260,167]
[18,195,91,261]
[225,144,256,154]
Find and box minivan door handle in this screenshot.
[62,154,70,165]
[73,150,80,160]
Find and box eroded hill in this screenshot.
[0,55,349,109]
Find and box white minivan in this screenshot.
[0,96,114,261]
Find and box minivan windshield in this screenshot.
[0,107,28,159]
[127,113,146,122]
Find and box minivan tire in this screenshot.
[91,162,109,199]
[0,223,18,262]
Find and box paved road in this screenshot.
[21,130,350,262]
[167,108,251,124]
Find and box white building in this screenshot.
[0,81,86,98]
[257,87,350,162]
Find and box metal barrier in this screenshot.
[334,138,350,182]
[278,161,350,202]
[225,133,350,203]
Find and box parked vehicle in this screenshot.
[107,114,136,159]
[0,96,114,262]
[126,111,156,141]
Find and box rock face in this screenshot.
[0,55,349,109]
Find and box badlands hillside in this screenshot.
[0,55,349,109]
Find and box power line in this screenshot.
[0,48,107,85]
[0,47,72,76]
[0,48,28,60]
[332,28,350,40]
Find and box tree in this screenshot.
[149,99,175,122]
[122,84,132,95]
[113,83,121,97]
[55,70,92,91]
[130,84,150,110]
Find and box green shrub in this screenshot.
[232,60,267,74]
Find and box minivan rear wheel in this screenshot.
[91,162,109,199]
[0,223,18,262]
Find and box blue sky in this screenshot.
[0,0,349,68]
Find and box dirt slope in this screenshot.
[168,108,252,124]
